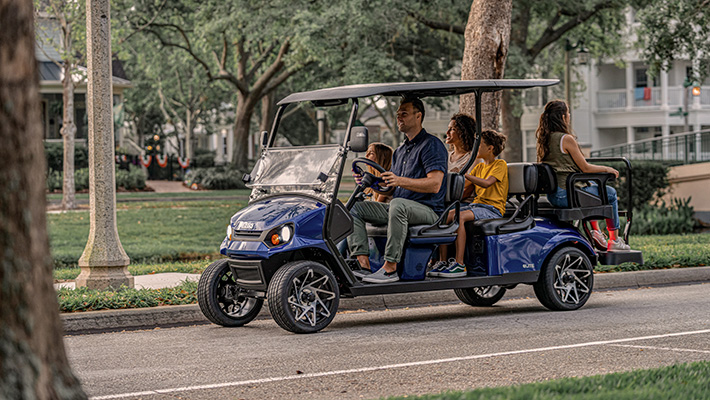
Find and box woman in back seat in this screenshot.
[536,100,630,251]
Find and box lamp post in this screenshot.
[564,39,590,117]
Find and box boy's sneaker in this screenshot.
[438,259,467,278]
[591,229,608,250]
[607,238,630,251]
[427,261,448,277]
[362,267,399,283]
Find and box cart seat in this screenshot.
[534,163,614,221]
[468,163,540,236]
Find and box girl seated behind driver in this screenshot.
[536,100,629,251]
[429,129,509,278]
[364,142,393,203]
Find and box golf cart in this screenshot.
[197,80,644,334]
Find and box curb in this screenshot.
[61,266,710,335]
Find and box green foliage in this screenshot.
[637,0,710,82]
[184,166,246,190]
[631,198,697,236]
[74,168,89,191]
[384,361,710,400]
[57,280,198,312]
[47,170,63,192]
[115,167,147,190]
[607,160,670,211]
[44,142,89,172]
[597,233,710,272]
[192,148,216,168]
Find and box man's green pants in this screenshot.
[348,198,439,263]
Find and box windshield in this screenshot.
[247,145,344,203]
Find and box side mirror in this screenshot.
[348,126,368,153]
[259,131,269,149]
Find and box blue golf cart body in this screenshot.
[197,80,643,334]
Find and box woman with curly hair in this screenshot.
[536,100,629,251]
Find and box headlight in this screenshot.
[226,224,233,241]
[266,224,294,247]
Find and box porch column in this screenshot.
[625,62,634,111]
[662,124,670,160]
[660,70,669,110]
[77,0,133,289]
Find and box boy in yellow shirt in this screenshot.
[430,129,509,277]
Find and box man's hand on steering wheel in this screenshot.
[351,157,395,195]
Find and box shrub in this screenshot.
[184,165,246,190]
[193,148,216,168]
[630,197,697,235]
[57,280,197,312]
[44,142,89,172]
[116,167,146,190]
[47,170,63,192]
[609,161,671,211]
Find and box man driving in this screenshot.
[349,97,448,283]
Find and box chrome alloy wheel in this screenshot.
[552,253,592,305]
[287,268,337,327]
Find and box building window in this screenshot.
[223,135,228,156]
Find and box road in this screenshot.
[65,283,710,400]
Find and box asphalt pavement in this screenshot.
[64,283,710,400]
[59,266,710,335]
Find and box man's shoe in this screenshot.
[352,269,372,278]
[438,260,467,278]
[362,267,399,283]
[591,229,608,250]
[427,260,448,277]
[607,238,630,251]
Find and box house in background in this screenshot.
[35,13,132,150]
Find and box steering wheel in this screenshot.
[351,157,394,195]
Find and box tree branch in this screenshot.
[528,1,614,58]
[406,11,465,35]
[116,0,167,46]
[246,42,276,81]
[251,39,291,96]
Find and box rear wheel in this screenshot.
[268,261,340,334]
[198,259,263,327]
[454,286,506,307]
[534,247,593,311]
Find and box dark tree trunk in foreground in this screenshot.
[460,0,512,131]
[0,1,86,398]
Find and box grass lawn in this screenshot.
[49,196,709,274]
[48,199,247,268]
[383,360,710,400]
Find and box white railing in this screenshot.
[633,87,661,107]
[597,89,626,110]
[701,86,710,107]
[668,87,682,106]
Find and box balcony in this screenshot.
[597,86,710,111]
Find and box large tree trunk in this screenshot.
[501,89,523,162]
[0,1,86,398]
[61,60,77,210]
[460,0,512,130]
[231,92,258,170]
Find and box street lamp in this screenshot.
[565,39,590,114]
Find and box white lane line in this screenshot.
[610,344,710,354]
[89,328,710,400]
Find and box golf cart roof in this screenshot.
[277,79,559,106]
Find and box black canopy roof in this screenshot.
[277,79,559,106]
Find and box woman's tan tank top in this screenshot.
[542,131,581,189]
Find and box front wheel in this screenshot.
[268,261,340,334]
[198,259,263,327]
[534,247,594,311]
[454,286,506,307]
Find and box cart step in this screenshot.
[598,250,643,266]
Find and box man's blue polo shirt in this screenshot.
[391,129,448,214]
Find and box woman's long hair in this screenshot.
[367,142,393,173]
[450,113,476,152]
[536,100,573,162]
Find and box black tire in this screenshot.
[454,286,506,307]
[267,261,340,334]
[534,247,594,311]
[198,259,263,327]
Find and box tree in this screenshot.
[34,0,86,209]
[0,0,86,397]
[460,0,512,130]
[636,0,710,82]
[411,0,645,161]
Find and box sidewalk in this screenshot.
[59,266,710,335]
